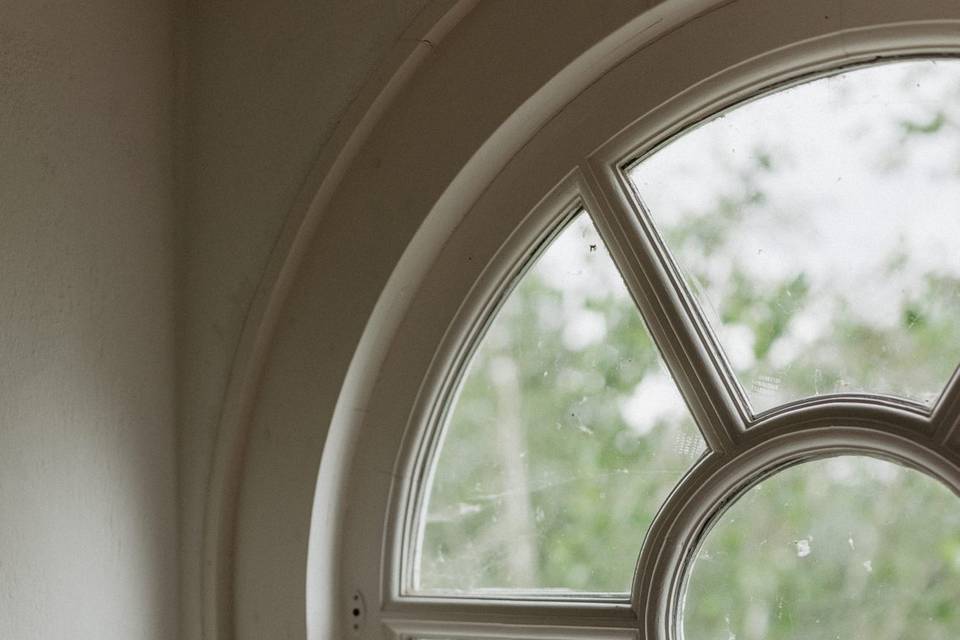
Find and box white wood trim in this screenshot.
[932,365,960,445]
[366,20,960,640]
[389,175,587,603]
[633,423,960,639]
[383,599,637,640]
[581,162,741,455]
[240,5,960,640]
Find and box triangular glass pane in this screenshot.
[414,212,706,595]
[628,60,960,414]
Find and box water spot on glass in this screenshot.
[752,374,782,395]
[457,502,482,516]
[685,455,960,639]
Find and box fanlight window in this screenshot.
[402,58,960,640]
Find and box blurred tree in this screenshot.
[418,58,960,640]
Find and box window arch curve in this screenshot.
[408,58,960,615]
[368,36,960,640]
[210,3,960,639]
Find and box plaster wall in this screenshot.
[0,1,178,638]
[179,2,434,637]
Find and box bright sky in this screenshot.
[629,59,960,409]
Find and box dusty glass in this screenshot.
[415,212,705,594]
[683,456,960,640]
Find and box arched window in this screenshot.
[383,59,960,640]
[218,4,960,640]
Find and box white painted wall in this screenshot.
[0,0,178,638]
[0,0,451,637]
[179,2,434,638]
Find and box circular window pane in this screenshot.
[683,456,960,640]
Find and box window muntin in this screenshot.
[390,51,960,640]
[627,59,960,414]
[415,211,705,595]
[683,456,960,640]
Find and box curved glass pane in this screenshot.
[683,456,960,640]
[629,60,960,413]
[415,212,706,595]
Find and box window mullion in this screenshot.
[933,365,960,447]
[578,162,744,456]
[380,598,638,639]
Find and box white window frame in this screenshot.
[318,6,960,640]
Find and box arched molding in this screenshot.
[199,1,478,637]
[207,1,960,638]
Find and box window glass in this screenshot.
[683,456,960,640]
[415,212,705,594]
[629,60,960,413]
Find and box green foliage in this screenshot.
[418,59,960,640]
[685,458,960,640]
[900,110,947,135]
[420,216,703,592]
